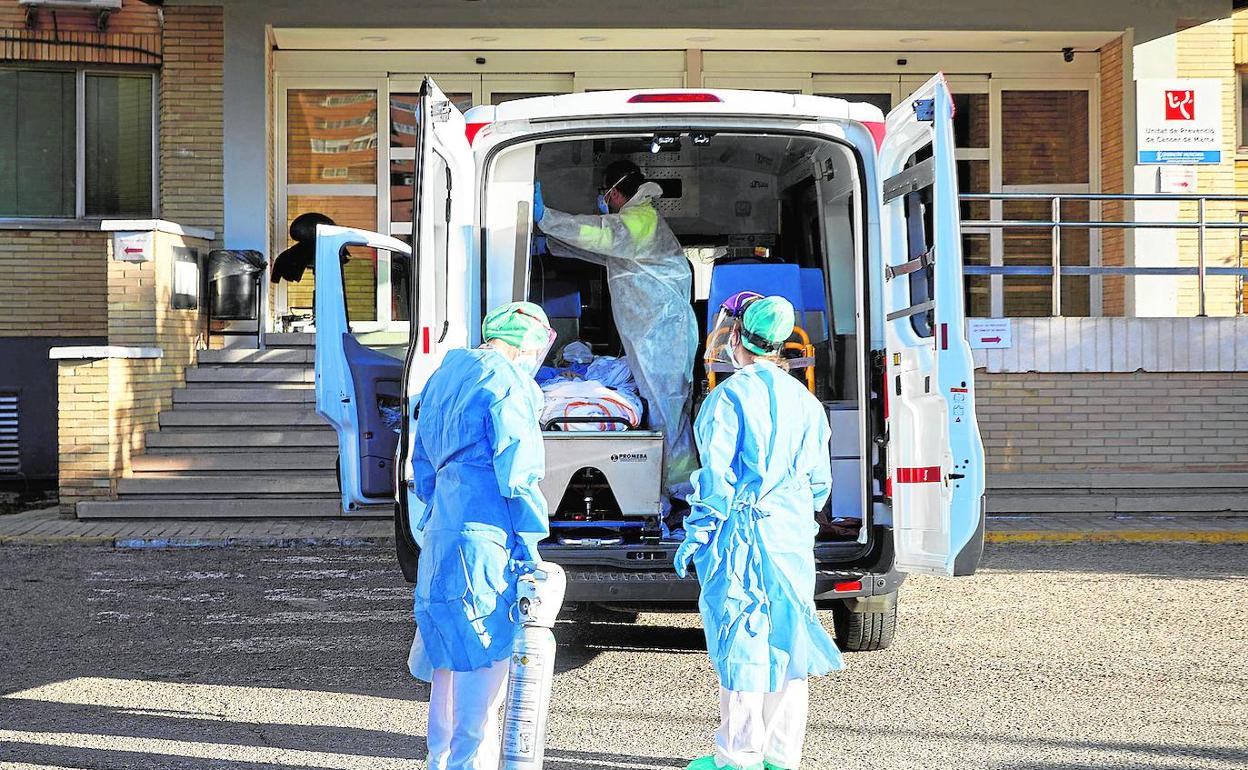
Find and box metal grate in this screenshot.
[0,392,18,475]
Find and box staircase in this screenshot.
[77,334,370,519]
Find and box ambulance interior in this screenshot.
[489,131,880,549]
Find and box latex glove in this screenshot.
[673,539,700,578]
[533,181,545,222]
[510,558,539,577]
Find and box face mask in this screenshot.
[596,194,610,215]
[724,335,747,370]
[514,352,542,377]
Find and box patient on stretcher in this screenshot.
[535,341,644,432]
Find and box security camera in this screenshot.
[1062,47,1075,63]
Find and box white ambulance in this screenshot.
[313,74,985,651]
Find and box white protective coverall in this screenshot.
[538,182,699,493]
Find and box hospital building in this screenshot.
[1,0,1245,519]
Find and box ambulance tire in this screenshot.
[832,593,898,652]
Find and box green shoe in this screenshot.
[764,763,791,770]
[685,758,719,770]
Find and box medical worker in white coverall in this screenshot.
[675,296,843,770]
[534,160,699,510]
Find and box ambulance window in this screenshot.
[903,147,935,338]
[429,150,451,339]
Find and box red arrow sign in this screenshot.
[980,336,1001,343]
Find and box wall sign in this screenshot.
[968,318,1012,349]
[112,230,153,262]
[1137,79,1223,165]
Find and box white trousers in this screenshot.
[425,658,510,770]
[714,678,809,770]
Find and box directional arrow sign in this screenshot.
[968,319,1012,349]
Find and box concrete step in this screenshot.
[987,491,1248,514]
[117,474,338,496]
[174,386,315,406]
[131,451,337,474]
[198,348,313,365]
[265,332,315,348]
[77,498,352,519]
[185,365,314,385]
[144,429,336,450]
[989,472,1248,491]
[159,408,328,429]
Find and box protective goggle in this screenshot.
[597,170,637,199]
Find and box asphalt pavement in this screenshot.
[1,542,1245,770]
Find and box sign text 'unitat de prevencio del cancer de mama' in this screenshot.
[1137,79,1223,165]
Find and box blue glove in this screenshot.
[533,181,545,222]
[674,539,699,578]
[510,558,539,576]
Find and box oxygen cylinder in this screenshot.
[501,561,567,770]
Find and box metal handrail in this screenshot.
[957,192,1248,316]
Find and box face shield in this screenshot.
[511,306,558,376]
[704,290,763,371]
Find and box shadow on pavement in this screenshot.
[979,541,1248,580]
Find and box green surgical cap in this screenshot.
[741,296,796,355]
[482,301,551,351]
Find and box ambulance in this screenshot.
[313,73,985,651]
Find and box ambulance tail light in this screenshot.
[627,92,722,104]
[833,580,863,593]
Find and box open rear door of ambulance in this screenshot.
[394,76,475,580]
[313,226,413,512]
[878,74,987,576]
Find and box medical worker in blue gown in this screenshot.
[406,301,555,770]
[674,296,843,770]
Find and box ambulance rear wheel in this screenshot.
[831,592,898,652]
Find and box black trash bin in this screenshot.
[207,250,266,320]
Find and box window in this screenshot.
[1240,70,1248,148]
[0,67,154,219]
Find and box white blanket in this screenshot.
[540,379,642,431]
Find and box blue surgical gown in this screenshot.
[684,361,844,692]
[410,347,550,674]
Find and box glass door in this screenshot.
[277,77,384,333]
[988,79,1097,317]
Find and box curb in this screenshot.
[985,530,1248,545]
[0,535,390,548]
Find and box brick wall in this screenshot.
[978,371,1248,474]
[0,231,107,337]
[1176,17,1239,317]
[0,0,159,65]
[159,5,224,238]
[57,230,207,511]
[1100,35,1126,316]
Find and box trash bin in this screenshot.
[207,250,266,320]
